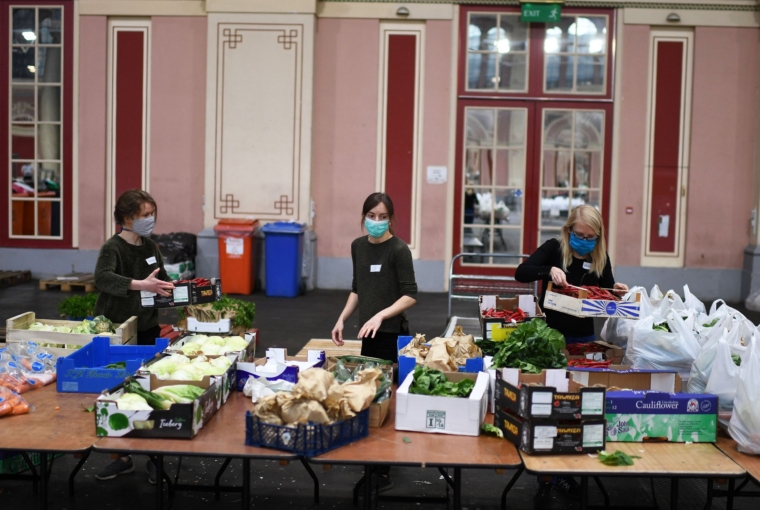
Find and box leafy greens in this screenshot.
[598,450,641,466]
[409,366,475,398]
[490,319,567,373]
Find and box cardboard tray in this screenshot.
[569,364,682,393]
[167,330,257,363]
[478,295,545,341]
[566,340,624,365]
[397,335,483,388]
[6,312,138,358]
[236,349,325,391]
[544,283,641,319]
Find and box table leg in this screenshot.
[299,457,320,505]
[453,467,462,510]
[241,458,250,510]
[215,457,232,501]
[363,465,373,510]
[593,477,610,508]
[155,454,164,510]
[21,452,39,494]
[580,476,589,510]
[500,467,524,510]
[670,478,679,510]
[727,478,735,510]
[68,450,91,499]
[38,452,48,510]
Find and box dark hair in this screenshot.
[361,192,395,234]
[114,189,157,225]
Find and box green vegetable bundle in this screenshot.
[474,339,501,357]
[598,450,641,466]
[333,359,392,403]
[490,319,567,373]
[409,366,475,398]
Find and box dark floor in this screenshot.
[1,281,758,509]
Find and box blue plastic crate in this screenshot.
[397,335,484,386]
[245,408,369,456]
[56,336,170,393]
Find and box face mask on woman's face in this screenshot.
[569,232,596,256]
[122,216,155,237]
[365,218,389,238]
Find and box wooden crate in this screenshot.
[0,270,31,289]
[296,339,362,358]
[39,273,97,292]
[6,312,138,357]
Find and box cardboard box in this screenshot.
[187,317,231,334]
[141,278,222,308]
[495,408,607,455]
[6,312,138,358]
[495,368,605,420]
[370,394,392,428]
[138,352,237,404]
[569,365,682,392]
[397,335,483,387]
[235,348,325,391]
[478,295,545,341]
[95,377,223,439]
[324,355,394,429]
[605,391,717,443]
[567,341,624,365]
[167,331,257,363]
[57,337,170,393]
[395,371,489,437]
[544,283,641,319]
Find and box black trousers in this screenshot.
[137,325,161,346]
[359,325,410,363]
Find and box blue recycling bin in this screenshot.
[261,221,307,297]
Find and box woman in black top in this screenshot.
[331,193,418,362]
[516,204,627,508]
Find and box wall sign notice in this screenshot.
[521,3,562,23]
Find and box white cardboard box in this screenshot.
[395,371,489,437]
[543,283,641,319]
[187,317,231,333]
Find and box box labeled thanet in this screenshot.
[543,283,641,319]
[569,365,682,392]
[235,348,325,391]
[395,371,489,437]
[495,368,605,420]
[478,295,545,341]
[605,391,717,443]
[495,407,606,454]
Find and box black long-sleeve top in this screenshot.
[515,238,615,338]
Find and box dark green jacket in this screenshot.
[94,234,170,331]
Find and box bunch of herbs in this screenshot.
[490,319,567,373]
[409,366,475,398]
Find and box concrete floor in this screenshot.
[0,281,758,509]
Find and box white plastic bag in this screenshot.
[625,311,700,378]
[729,337,760,454]
[683,284,706,315]
[704,338,741,411]
[687,318,754,393]
[600,286,648,348]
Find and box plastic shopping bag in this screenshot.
[704,337,742,412]
[729,337,760,454]
[625,311,700,378]
[687,318,755,394]
[600,286,648,349]
[683,284,706,315]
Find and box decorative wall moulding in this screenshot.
[206,0,318,14]
[80,0,206,16]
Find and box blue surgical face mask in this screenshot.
[569,232,596,256]
[122,216,155,237]
[365,218,389,238]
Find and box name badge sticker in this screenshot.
[370,265,382,273]
[146,256,157,265]
[582,262,591,270]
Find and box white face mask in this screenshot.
[122,216,155,237]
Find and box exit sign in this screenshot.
[521,3,562,23]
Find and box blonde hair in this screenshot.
[558,205,607,277]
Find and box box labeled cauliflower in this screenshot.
[605,391,717,443]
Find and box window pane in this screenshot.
[12,9,36,45]
[467,53,497,90]
[545,18,575,53]
[574,189,601,211]
[12,200,35,235]
[12,86,35,122]
[491,228,523,259]
[12,124,35,160]
[38,124,60,160]
[546,55,574,92]
[38,162,61,195]
[574,111,604,150]
[497,54,527,91]
[543,151,572,188]
[500,15,528,52]
[462,225,488,264]
[465,148,492,186]
[576,17,606,54]
[469,14,498,51]
[543,110,573,147]
[576,56,604,93]
[540,229,560,246]
[494,150,525,188]
[464,187,479,225]
[38,86,60,121]
[39,9,62,45]
[12,47,36,82]
[495,189,523,227]
[38,47,61,83]
[496,109,526,147]
[574,152,602,189]
[11,162,35,197]
[541,190,580,228]
[37,200,61,236]
[466,109,495,146]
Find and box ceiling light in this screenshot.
[27,65,35,73]
[497,38,511,54]
[544,37,559,53]
[589,39,604,53]
[22,31,36,42]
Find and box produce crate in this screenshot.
[0,270,31,289]
[56,336,170,393]
[245,408,369,456]
[397,335,483,388]
[478,295,545,341]
[6,312,138,358]
[0,452,60,475]
[39,273,96,292]
[544,283,641,319]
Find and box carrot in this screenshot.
[11,402,30,415]
[0,402,12,416]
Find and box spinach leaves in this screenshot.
[409,366,475,398]
[490,319,567,374]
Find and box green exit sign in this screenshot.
[521,3,562,23]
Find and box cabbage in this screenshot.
[116,393,153,411]
[190,355,208,364]
[181,343,202,355]
[192,362,227,376]
[186,335,209,345]
[207,336,226,346]
[54,326,72,333]
[170,368,204,381]
[147,358,178,377]
[168,353,190,364]
[224,336,249,351]
[209,356,232,370]
[152,384,205,404]
[199,344,221,355]
[29,322,55,332]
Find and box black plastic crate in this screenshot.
[245,409,370,456]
